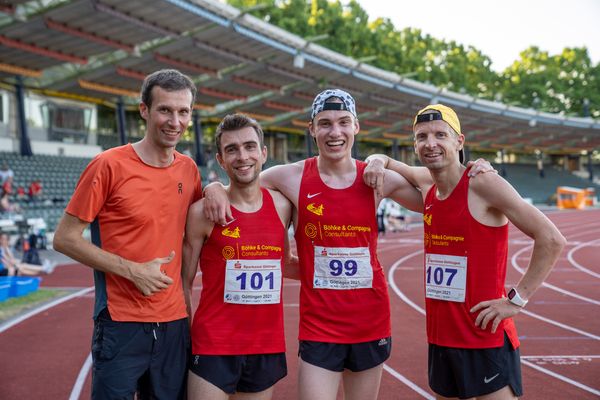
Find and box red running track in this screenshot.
[1,209,599,399]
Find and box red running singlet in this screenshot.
[191,188,286,355]
[423,167,519,349]
[294,157,391,343]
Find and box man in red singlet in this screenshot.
[183,114,297,400]
[203,89,424,400]
[364,104,566,399]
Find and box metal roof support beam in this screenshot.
[305,128,313,158]
[192,111,205,166]
[116,97,128,146]
[193,40,256,64]
[587,152,594,181]
[269,107,312,125]
[153,53,218,77]
[210,90,276,117]
[0,0,71,27]
[0,62,41,78]
[0,34,87,64]
[365,118,413,137]
[78,79,138,98]
[34,49,134,90]
[199,87,246,101]
[92,0,177,37]
[15,75,32,156]
[44,18,134,52]
[115,67,146,81]
[209,81,303,117]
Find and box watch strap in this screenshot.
[507,287,528,307]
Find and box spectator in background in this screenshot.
[0,192,21,214]
[0,232,55,276]
[28,179,43,201]
[207,169,219,183]
[2,176,13,196]
[384,199,410,232]
[0,163,14,185]
[16,186,26,201]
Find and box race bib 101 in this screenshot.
[224,259,282,304]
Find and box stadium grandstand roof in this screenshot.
[1,0,599,154]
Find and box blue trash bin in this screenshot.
[9,276,41,297]
[0,277,11,301]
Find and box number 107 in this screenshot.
[426,266,458,286]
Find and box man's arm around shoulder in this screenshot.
[269,188,299,280]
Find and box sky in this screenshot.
[356,0,600,72]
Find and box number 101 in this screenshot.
[236,272,274,290]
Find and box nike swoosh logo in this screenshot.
[425,204,433,210]
[307,192,321,199]
[484,373,500,384]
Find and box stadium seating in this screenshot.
[2,151,597,231]
[0,151,209,231]
[495,163,600,204]
[1,151,91,231]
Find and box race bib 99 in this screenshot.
[313,246,373,290]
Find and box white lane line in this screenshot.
[521,355,600,360]
[387,250,600,395]
[520,359,600,396]
[511,246,600,306]
[0,286,94,334]
[567,238,600,279]
[69,352,92,400]
[387,249,426,314]
[518,309,600,341]
[378,248,433,397]
[382,364,434,400]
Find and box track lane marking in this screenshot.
[511,246,600,306]
[520,360,600,396]
[69,353,92,400]
[567,237,600,279]
[0,286,94,334]
[387,249,600,396]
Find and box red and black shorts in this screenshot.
[189,353,287,394]
[428,333,523,399]
[299,337,391,372]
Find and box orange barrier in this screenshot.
[585,187,597,207]
[556,186,587,209]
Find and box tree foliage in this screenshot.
[227,0,598,118]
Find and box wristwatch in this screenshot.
[507,287,528,307]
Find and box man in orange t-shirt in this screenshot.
[54,69,202,400]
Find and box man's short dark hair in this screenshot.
[140,69,196,108]
[215,114,264,155]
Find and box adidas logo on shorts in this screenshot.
[378,338,388,346]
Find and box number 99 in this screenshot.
[329,259,358,276]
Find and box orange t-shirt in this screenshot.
[66,144,202,322]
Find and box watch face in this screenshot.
[508,289,516,300]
